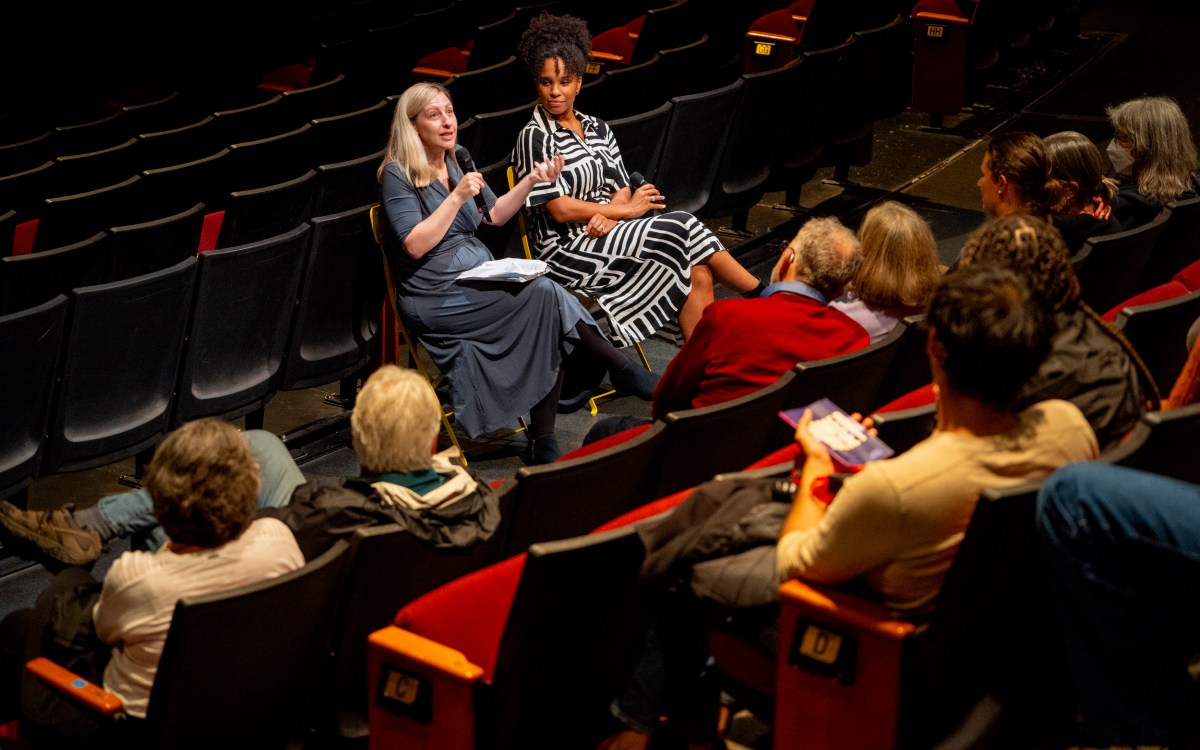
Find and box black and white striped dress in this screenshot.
[513,106,723,347]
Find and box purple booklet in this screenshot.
[779,398,895,466]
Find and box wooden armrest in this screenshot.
[368,626,484,684]
[25,657,124,716]
[780,580,916,640]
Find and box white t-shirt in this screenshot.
[94,517,304,717]
[776,399,1098,612]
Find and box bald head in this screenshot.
[778,216,862,299]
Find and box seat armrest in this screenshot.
[25,657,125,716]
[775,580,918,750]
[367,626,484,750]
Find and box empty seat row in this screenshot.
[0,206,382,502]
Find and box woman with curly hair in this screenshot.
[1106,96,1200,230]
[512,11,763,346]
[1044,130,1123,254]
[957,213,1156,448]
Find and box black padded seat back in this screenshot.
[144,540,352,749]
[0,294,67,497]
[505,420,668,557]
[489,526,648,748]
[1074,213,1169,314]
[653,76,744,217]
[41,256,197,473]
[607,100,673,185]
[653,369,798,499]
[173,224,310,425]
[1141,195,1200,290]
[1112,288,1200,394]
[0,231,110,315]
[280,205,379,390]
[312,150,383,218]
[216,168,318,248]
[106,202,206,282]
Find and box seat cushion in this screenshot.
[392,553,527,681]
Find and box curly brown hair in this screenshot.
[959,214,1162,404]
[517,11,592,80]
[959,213,1080,311]
[145,418,260,549]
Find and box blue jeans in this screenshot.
[1036,461,1200,746]
[97,430,306,550]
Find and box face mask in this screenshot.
[1107,139,1134,176]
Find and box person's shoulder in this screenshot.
[1022,399,1097,448]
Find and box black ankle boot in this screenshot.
[525,434,562,465]
[741,281,767,299]
[610,360,660,400]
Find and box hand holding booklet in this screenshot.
[456,258,549,283]
[779,398,895,467]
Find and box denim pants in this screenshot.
[96,430,306,550]
[1036,461,1200,746]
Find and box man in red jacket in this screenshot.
[650,215,869,419]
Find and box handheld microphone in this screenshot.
[454,145,491,222]
[629,172,660,213]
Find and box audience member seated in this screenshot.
[0,366,502,566]
[1107,96,1200,230]
[976,131,1063,221]
[597,263,1099,750]
[378,81,659,464]
[0,419,304,746]
[957,213,1155,449]
[830,200,942,342]
[1037,462,1200,747]
[1044,130,1123,254]
[513,11,764,345]
[583,216,868,444]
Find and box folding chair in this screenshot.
[505,166,652,416]
[368,203,525,465]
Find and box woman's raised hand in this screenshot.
[529,154,565,184]
[452,170,485,204]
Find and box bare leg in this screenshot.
[679,265,714,340]
[701,249,759,293]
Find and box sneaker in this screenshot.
[0,502,102,566]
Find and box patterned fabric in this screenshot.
[514,106,724,347]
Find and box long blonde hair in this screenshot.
[851,201,941,307]
[377,82,457,188]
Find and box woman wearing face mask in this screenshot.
[1106,96,1200,230]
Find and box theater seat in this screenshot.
[744,9,803,74]
[368,524,649,749]
[712,478,1074,749]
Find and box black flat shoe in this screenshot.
[610,360,660,401]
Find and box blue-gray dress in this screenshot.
[380,155,597,438]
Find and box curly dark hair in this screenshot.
[517,11,592,80]
[959,213,1162,405]
[927,264,1054,409]
[959,213,1080,312]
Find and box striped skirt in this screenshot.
[538,210,722,347]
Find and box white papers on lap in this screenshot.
[456,258,549,283]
